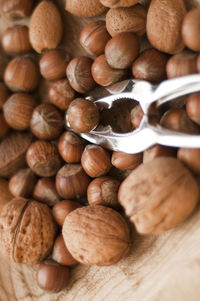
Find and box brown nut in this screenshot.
[0,113,10,140]
[130,104,144,128]
[178,148,200,175]
[66,57,96,94]
[186,93,200,125]
[132,48,168,83]
[105,32,140,69]
[67,98,100,133]
[0,198,57,265]
[52,234,78,266]
[0,82,10,110]
[182,8,200,52]
[146,0,186,54]
[143,145,177,164]
[197,55,200,73]
[118,157,199,235]
[0,0,34,19]
[80,21,110,56]
[106,5,147,37]
[62,205,131,266]
[81,145,111,177]
[52,200,82,226]
[4,56,40,92]
[29,1,63,54]
[65,0,107,17]
[111,151,143,170]
[33,178,60,207]
[3,93,37,130]
[26,141,62,177]
[9,168,37,198]
[100,0,140,8]
[0,178,13,211]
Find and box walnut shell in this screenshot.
[62,205,130,266]
[118,157,199,235]
[0,198,57,265]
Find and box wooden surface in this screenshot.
[1,0,200,300]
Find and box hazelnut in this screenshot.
[30,103,63,140]
[9,168,37,198]
[146,0,186,54]
[197,55,200,73]
[0,113,10,140]
[58,131,86,163]
[118,157,199,234]
[105,32,140,69]
[0,198,57,264]
[66,57,96,94]
[182,8,200,52]
[1,25,32,55]
[91,55,127,86]
[0,0,34,19]
[0,82,10,110]
[65,0,107,17]
[29,1,63,54]
[186,93,200,125]
[39,50,70,82]
[4,56,40,92]
[0,132,33,178]
[26,140,62,177]
[81,145,111,177]
[62,205,131,266]
[3,93,37,130]
[112,151,143,170]
[132,48,168,83]
[49,79,76,111]
[52,234,78,266]
[166,51,198,79]
[56,164,90,199]
[87,176,120,208]
[100,0,140,8]
[0,178,13,211]
[130,104,144,128]
[143,145,177,164]
[80,21,110,56]
[0,54,8,81]
[36,261,70,293]
[106,5,147,37]
[67,98,100,133]
[178,148,200,175]
[33,178,60,207]
[52,200,82,226]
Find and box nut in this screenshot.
[0,113,10,140]
[65,0,107,17]
[186,93,200,125]
[52,200,82,226]
[118,157,199,234]
[33,178,60,207]
[130,104,144,128]
[52,234,78,266]
[178,148,200,175]
[143,145,177,164]
[111,151,143,170]
[0,82,10,110]
[100,0,140,8]
[0,0,34,19]
[0,178,13,211]
[0,198,57,264]
[62,205,131,266]
[182,8,200,52]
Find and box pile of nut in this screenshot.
[0,0,200,294]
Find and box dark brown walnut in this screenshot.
[65,0,107,17]
[62,205,131,266]
[0,132,33,178]
[0,178,13,211]
[118,157,199,235]
[143,145,177,163]
[100,0,140,8]
[0,198,57,265]
[0,0,34,19]
[33,178,61,207]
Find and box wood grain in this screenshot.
[0,0,200,300]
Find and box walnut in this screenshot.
[62,205,131,266]
[0,198,57,265]
[118,157,199,235]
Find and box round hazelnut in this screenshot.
[0,54,8,81]
[80,21,110,56]
[33,178,60,207]
[130,104,144,128]
[186,93,200,125]
[9,168,37,198]
[29,1,63,54]
[100,0,140,7]
[3,93,37,131]
[182,8,200,52]
[62,205,131,266]
[0,198,57,264]
[118,157,199,234]
[1,25,32,55]
[0,178,13,211]
[105,32,140,69]
[178,148,200,175]
[87,176,120,208]
[91,55,127,86]
[52,234,78,266]
[56,164,90,199]
[106,5,147,37]
[65,0,107,17]
[111,151,143,170]
[52,200,82,226]
[4,56,40,92]
[26,140,62,177]
[0,0,34,19]
[30,103,63,140]
[81,145,111,177]
[58,131,86,163]
[39,50,70,82]
[0,82,10,110]
[67,98,100,133]
[143,145,177,164]
[49,79,76,111]
[66,57,96,94]
[0,113,10,140]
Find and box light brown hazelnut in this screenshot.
[3,93,37,130]
[33,178,60,207]
[118,157,199,235]
[0,178,13,211]
[0,198,57,264]
[26,141,62,177]
[143,145,177,164]
[0,82,10,110]
[81,145,111,177]
[52,200,82,226]
[182,8,200,52]
[100,0,140,8]
[111,151,143,170]
[62,205,131,266]
[0,0,34,19]
[52,234,78,266]
[130,104,144,128]
[9,168,37,198]
[146,0,186,54]
[186,93,200,125]
[106,5,147,37]
[65,0,107,17]
[0,113,10,140]
[178,148,200,175]
[29,1,63,54]
[80,21,110,56]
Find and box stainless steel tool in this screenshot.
[66,74,200,154]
